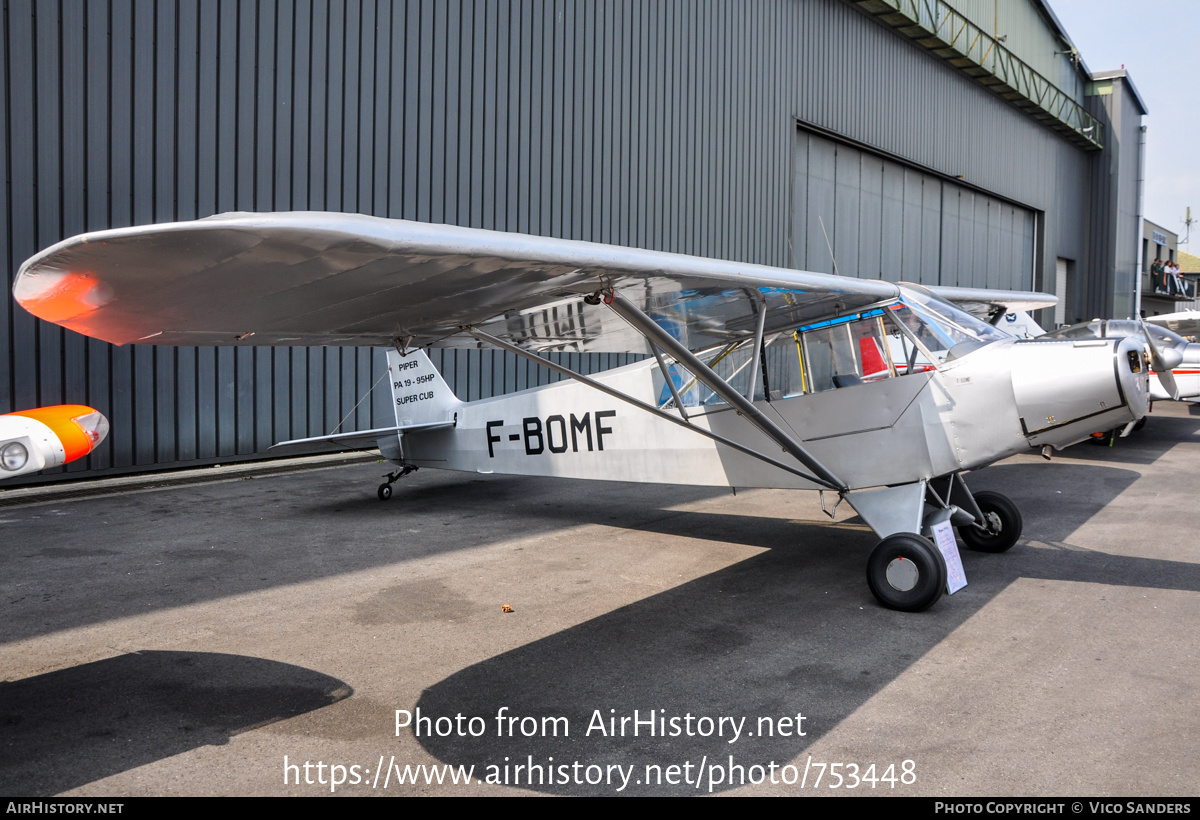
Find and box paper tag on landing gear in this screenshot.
[931,519,967,594]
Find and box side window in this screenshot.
[852,317,892,381]
[652,309,903,410]
[803,326,840,392]
[885,313,934,375]
[762,333,807,400]
[653,342,760,410]
[800,316,895,392]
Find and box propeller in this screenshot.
[1142,320,1183,400]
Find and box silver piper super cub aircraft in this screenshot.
[13,213,1151,611]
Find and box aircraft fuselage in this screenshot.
[396,335,1146,492]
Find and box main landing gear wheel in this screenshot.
[866,533,946,612]
[957,490,1021,553]
[377,483,393,501]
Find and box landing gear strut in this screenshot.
[854,474,1026,611]
[378,465,418,501]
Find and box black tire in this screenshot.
[1133,416,1147,432]
[866,533,946,612]
[377,483,393,501]
[957,490,1021,553]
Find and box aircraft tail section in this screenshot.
[271,349,459,458]
[386,348,462,429]
[368,348,461,465]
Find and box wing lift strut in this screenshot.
[462,290,847,492]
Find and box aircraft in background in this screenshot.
[0,405,109,479]
[984,314,1198,443]
[13,213,1150,611]
[987,309,1047,340]
[1145,312,1200,403]
[1040,319,1200,405]
[1146,309,1200,341]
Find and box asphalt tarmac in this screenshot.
[2,402,1199,796]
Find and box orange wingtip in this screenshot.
[6,405,109,463]
[14,270,108,324]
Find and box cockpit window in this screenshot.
[652,292,1005,410]
[1041,321,1104,340]
[799,313,895,393]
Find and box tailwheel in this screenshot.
[866,533,946,612]
[377,464,418,501]
[957,490,1021,553]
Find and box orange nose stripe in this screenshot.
[6,405,99,462]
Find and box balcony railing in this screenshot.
[1144,272,1197,300]
[852,0,1103,150]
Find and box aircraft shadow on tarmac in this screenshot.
[1,470,729,643]
[7,418,1178,648]
[0,650,351,796]
[411,460,1200,795]
[5,449,1194,794]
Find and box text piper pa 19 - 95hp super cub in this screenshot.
[13,213,1150,611]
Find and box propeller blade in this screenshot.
[1142,321,1183,401]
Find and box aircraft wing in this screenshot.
[14,211,1048,355]
[925,285,1057,324]
[1146,310,1200,340]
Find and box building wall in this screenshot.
[1084,73,1146,322]
[791,128,1037,289]
[1,0,1098,481]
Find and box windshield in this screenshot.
[897,285,1011,347]
[1041,321,1104,340]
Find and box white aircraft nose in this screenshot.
[0,405,109,480]
[1008,336,1146,450]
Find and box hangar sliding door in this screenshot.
[792,130,1036,291]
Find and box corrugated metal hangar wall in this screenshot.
[1,0,1100,481]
